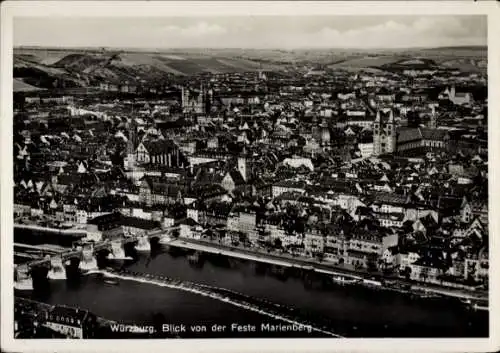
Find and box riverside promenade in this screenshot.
[168,238,488,302]
[14,223,88,234]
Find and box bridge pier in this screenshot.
[135,235,151,252]
[108,239,128,260]
[14,265,33,290]
[48,255,67,280]
[79,243,98,270]
[29,265,50,292]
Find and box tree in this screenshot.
[420,267,429,282]
[402,266,412,280]
[274,238,282,250]
[367,253,379,272]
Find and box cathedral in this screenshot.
[372,107,448,157]
[181,84,213,115]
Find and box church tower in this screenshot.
[206,88,213,115]
[181,86,190,112]
[125,120,138,170]
[237,156,247,182]
[428,105,437,129]
[320,118,331,146]
[373,109,396,156]
[195,83,205,114]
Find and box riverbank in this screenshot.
[14,223,88,235]
[16,245,488,338]
[168,238,487,303]
[91,268,342,338]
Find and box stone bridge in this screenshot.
[14,226,179,281]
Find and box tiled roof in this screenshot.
[229,170,246,185]
[121,216,160,230]
[376,212,405,221]
[48,305,89,325]
[142,139,177,155]
[205,201,232,217]
[437,196,463,211]
[273,180,306,189]
[418,213,438,229]
[370,191,407,205]
[420,128,448,141]
[397,127,422,143]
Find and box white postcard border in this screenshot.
[1,1,499,352]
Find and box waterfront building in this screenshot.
[43,305,97,339]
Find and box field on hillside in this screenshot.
[12,46,487,90]
[328,55,407,69]
[13,48,287,86]
[14,48,73,65]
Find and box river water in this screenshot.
[15,243,488,338]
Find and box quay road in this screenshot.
[14,223,88,235]
[168,238,488,302]
[15,243,66,254]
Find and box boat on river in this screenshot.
[104,278,119,285]
[331,275,361,285]
[362,278,383,287]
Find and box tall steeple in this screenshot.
[429,105,437,129]
[373,108,396,156]
[125,119,137,170]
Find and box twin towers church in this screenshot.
[181,84,213,115]
[373,106,445,156]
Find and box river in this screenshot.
[15,243,488,338]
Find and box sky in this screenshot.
[14,16,487,49]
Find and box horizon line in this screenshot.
[14,44,487,51]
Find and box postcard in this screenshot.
[1,1,498,352]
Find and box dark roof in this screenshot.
[48,305,89,325]
[418,213,438,229]
[276,191,302,201]
[412,256,447,270]
[121,216,160,230]
[205,201,232,217]
[347,249,369,259]
[194,168,224,185]
[397,127,422,144]
[142,176,185,197]
[420,128,448,141]
[88,212,122,226]
[142,139,178,155]
[377,212,405,221]
[57,173,98,187]
[378,110,393,122]
[179,217,199,226]
[437,196,463,211]
[88,212,160,230]
[229,170,246,185]
[370,191,407,206]
[355,206,374,216]
[191,184,227,199]
[273,180,306,189]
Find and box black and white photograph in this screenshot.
[1,1,498,352]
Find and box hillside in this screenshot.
[13,48,286,89]
[13,46,487,90]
